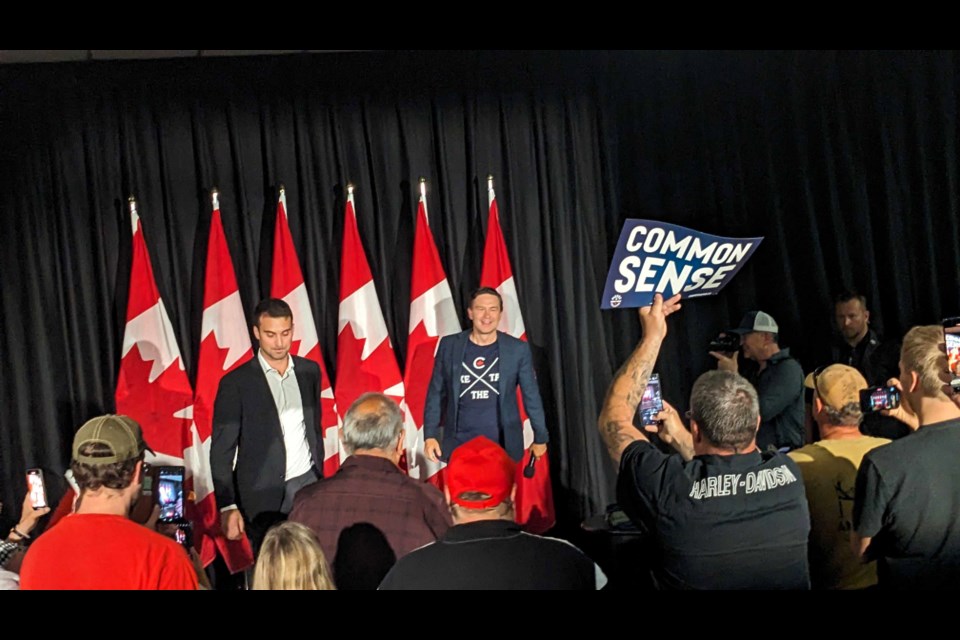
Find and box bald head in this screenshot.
[342,392,404,456]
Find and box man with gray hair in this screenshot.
[600,294,810,589]
[288,392,451,588]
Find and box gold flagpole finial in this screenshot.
[419,177,427,198]
[278,183,286,196]
[487,175,494,191]
[347,183,355,196]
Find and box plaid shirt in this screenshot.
[288,455,452,564]
[0,540,23,569]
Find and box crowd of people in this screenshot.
[3,287,959,590]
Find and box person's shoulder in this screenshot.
[498,331,524,345]
[861,434,910,467]
[435,331,466,353]
[292,354,320,373]
[787,444,816,464]
[107,516,185,552]
[220,355,258,383]
[764,449,803,470]
[409,475,445,500]
[619,439,670,473]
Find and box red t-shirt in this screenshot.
[19,513,198,590]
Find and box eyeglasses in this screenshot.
[811,365,827,398]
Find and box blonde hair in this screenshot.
[252,521,336,590]
[901,325,952,401]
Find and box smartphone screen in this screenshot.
[944,317,960,382]
[860,386,901,413]
[26,468,47,509]
[640,373,664,425]
[174,523,193,550]
[156,466,185,523]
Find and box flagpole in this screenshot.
[419,177,428,224]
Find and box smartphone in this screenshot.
[640,373,664,425]
[859,385,901,413]
[173,522,193,550]
[943,317,960,391]
[26,468,48,510]
[156,466,185,524]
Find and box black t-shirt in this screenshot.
[378,520,605,590]
[617,440,811,589]
[455,340,501,446]
[854,419,960,589]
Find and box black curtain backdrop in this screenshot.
[2,50,959,538]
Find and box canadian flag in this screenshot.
[192,190,255,573]
[336,187,405,420]
[480,178,556,534]
[402,182,461,480]
[114,198,196,535]
[271,188,342,476]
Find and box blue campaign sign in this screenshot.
[601,220,763,309]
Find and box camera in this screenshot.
[708,332,740,353]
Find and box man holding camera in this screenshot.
[788,365,889,590]
[600,294,810,589]
[19,415,198,589]
[853,325,960,589]
[711,310,805,452]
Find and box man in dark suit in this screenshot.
[423,287,548,464]
[210,298,323,553]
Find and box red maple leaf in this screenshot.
[116,342,193,458]
[194,334,247,442]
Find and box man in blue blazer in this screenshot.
[210,298,323,553]
[423,287,549,464]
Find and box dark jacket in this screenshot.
[210,354,323,521]
[754,348,805,451]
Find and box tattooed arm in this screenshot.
[598,293,683,465]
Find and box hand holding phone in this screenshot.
[26,469,48,510]
[640,374,664,426]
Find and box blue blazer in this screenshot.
[423,330,548,462]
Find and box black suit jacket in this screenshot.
[210,354,323,521]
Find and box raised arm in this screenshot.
[598,293,682,465]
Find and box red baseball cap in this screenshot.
[446,436,517,509]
